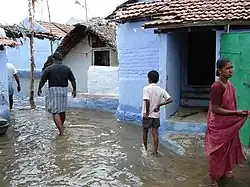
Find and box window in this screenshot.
[94,50,110,66]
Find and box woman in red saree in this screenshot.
[205,58,248,187]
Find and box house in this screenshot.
[0,19,73,100]
[43,17,118,93]
[107,0,250,146]
[2,18,73,70]
[0,28,20,120]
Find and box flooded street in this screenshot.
[0,107,250,187]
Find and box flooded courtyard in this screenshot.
[0,107,250,187]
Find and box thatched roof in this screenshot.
[57,18,116,56]
[42,18,116,70]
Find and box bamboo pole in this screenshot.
[28,0,36,109]
[84,0,88,22]
[46,0,53,54]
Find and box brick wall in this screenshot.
[116,22,160,123]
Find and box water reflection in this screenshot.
[0,107,249,187]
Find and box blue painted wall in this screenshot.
[165,33,183,118]
[7,38,60,70]
[116,22,160,123]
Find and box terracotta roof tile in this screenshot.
[108,0,250,28]
[37,21,74,37]
[0,37,20,47]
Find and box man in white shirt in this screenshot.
[142,70,172,156]
[7,62,21,109]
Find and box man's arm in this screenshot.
[154,90,173,112]
[11,65,21,92]
[38,69,49,95]
[158,98,173,107]
[143,87,150,118]
[68,68,76,97]
[13,74,21,92]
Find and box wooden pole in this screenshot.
[28,0,36,109]
[75,0,88,22]
[84,0,88,22]
[46,0,53,54]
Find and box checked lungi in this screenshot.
[47,87,68,114]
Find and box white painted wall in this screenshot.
[63,37,118,93]
[0,49,9,106]
[110,49,118,66]
[0,48,10,120]
[88,66,119,96]
[63,37,92,93]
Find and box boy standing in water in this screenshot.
[142,70,172,156]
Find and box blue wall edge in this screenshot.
[18,69,42,78]
[14,95,119,114]
[116,105,207,133]
[67,96,119,113]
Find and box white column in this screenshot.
[0,49,10,121]
[215,31,223,79]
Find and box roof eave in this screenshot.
[143,20,250,30]
[105,0,138,20]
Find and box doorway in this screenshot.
[187,31,216,87]
[165,30,216,122]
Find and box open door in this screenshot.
[166,33,181,118]
[220,32,250,147]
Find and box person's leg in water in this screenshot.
[60,112,66,126]
[143,127,149,151]
[53,113,64,136]
[152,127,159,156]
[9,94,13,110]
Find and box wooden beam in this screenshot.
[144,20,250,30]
[155,24,250,33]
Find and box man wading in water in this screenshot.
[38,52,76,136]
[7,62,21,109]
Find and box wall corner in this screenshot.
[159,34,167,123]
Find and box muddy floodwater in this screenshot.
[0,107,250,187]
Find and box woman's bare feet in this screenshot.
[210,181,219,187]
[224,170,234,179]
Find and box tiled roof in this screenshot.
[0,21,73,40]
[37,21,74,37]
[0,37,20,47]
[106,0,138,20]
[107,0,164,21]
[108,0,250,28]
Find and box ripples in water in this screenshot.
[0,108,249,187]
